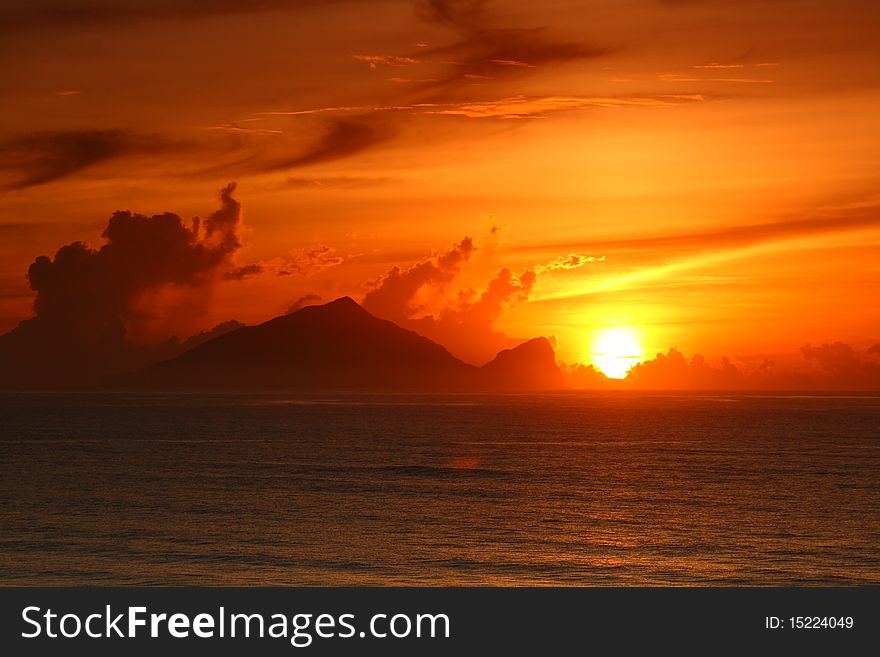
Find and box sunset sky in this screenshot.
[1,0,879,386]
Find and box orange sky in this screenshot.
[1,0,879,386]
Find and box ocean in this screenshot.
[1,392,878,586]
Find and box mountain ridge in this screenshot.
[113,296,563,391]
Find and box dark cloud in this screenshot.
[28,182,241,334]
[416,0,485,28]
[625,348,747,390]
[0,1,362,33]
[197,116,396,179]
[363,236,538,364]
[560,362,613,389]
[409,266,536,364]
[572,342,880,391]
[362,237,475,323]
[800,341,866,381]
[0,183,244,386]
[413,0,612,94]
[0,130,161,191]
[223,263,264,281]
[266,117,395,172]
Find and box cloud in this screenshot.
[413,0,612,93]
[353,54,420,70]
[0,183,244,386]
[657,73,773,84]
[408,266,536,364]
[28,182,242,331]
[231,245,349,280]
[801,342,862,378]
[513,202,880,262]
[0,1,362,33]
[565,342,880,391]
[692,63,745,69]
[284,245,348,276]
[0,130,160,190]
[560,362,613,389]
[206,124,284,135]
[362,235,539,364]
[282,175,393,189]
[264,117,395,171]
[362,237,475,323]
[255,93,699,124]
[426,94,702,118]
[536,254,604,272]
[625,348,747,390]
[223,263,264,280]
[416,0,485,29]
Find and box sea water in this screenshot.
[1,392,878,585]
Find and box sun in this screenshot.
[590,327,644,379]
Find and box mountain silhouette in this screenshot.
[481,337,565,390]
[115,296,562,391]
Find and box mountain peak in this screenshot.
[114,298,563,391]
[323,296,361,309]
[481,337,563,390]
[297,296,367,317]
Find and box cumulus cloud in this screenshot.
[407,266,536,364]
[564,343,880,391]
[625,348,746,390]
[800,342,880,388]
[362,237,475,323]
[362,235,536,364]
[560,362,613,389]
[28,182,240,333]
[0,183,245,386]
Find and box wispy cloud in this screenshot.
[536,254,605,273]
[658,73,774,83]
[524,202,880,303]
[353,54,421,70]
[0,0,362,33]
[413,0,613,92]
[426,94,704,118]
[0,130,176,191]
[206,124,283,135]
[692,63,744,69]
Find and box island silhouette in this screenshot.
[113,296,564,391]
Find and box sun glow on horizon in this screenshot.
[590,327,644,379]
